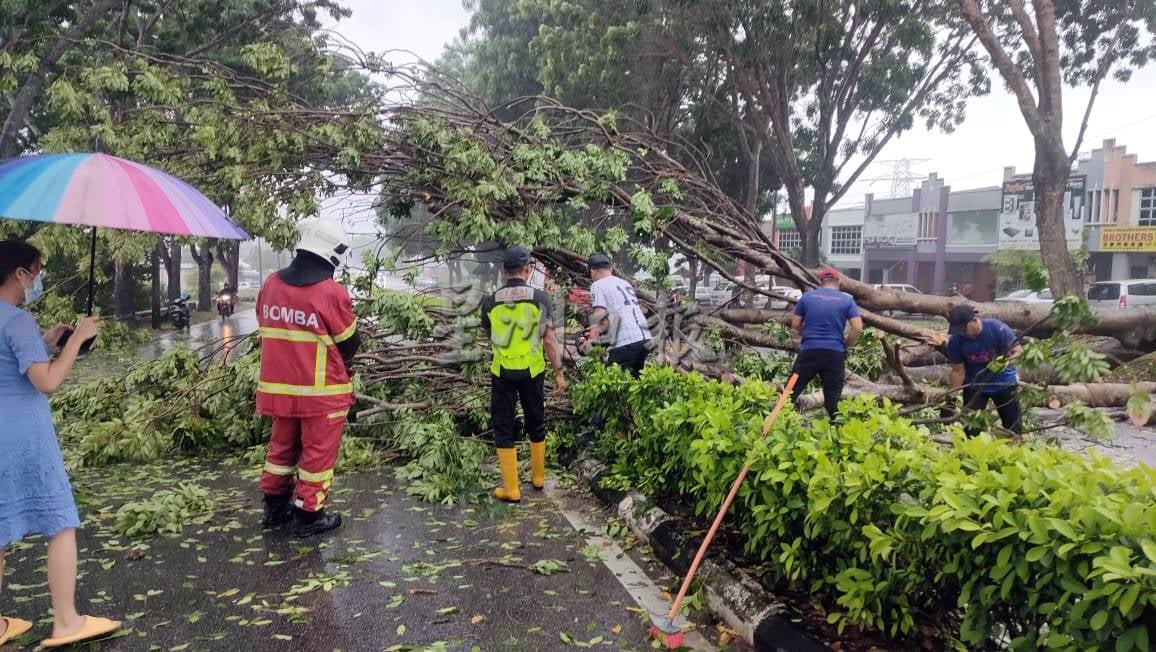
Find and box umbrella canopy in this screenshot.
[0,153,247,240]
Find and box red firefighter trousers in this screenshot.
[260,411,346,512]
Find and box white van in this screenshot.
[1087,279,1156,309]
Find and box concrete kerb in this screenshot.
[575,456,828,652]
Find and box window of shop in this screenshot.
[1140,187,1156,226]
[778,229,801,252]
[829,226,861,254]
[918,211,938,240]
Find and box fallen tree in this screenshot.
[342,68,1156,351]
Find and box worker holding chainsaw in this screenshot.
[480,246,565,503]
[583,253,652,377]
[255,217,361,537]
[945,304,1023,435]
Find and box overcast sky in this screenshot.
[329,0,1156,211]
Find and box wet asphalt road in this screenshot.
[143,308,259,362]
[0,459,738,651]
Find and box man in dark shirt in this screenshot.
[789,268,864,419]
[946,305,1023,435]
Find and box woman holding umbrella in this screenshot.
[0,239,120,648]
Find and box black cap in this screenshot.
[947,304,978,336]
[588,253,612,270]
[503,245,532,269]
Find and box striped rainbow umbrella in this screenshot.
[0,152,249,325]
[0,152,247,239]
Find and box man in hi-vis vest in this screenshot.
[479,246,566,502]
[255,217,360,537]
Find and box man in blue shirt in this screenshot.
[789,268,863,418]
[945,305,1023,435]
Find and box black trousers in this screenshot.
[607,340,649,378]
[962,385,1023,436]
[790,348,846,419]
[492,372,546,448]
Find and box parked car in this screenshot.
[693,284,713,305]
[710,281,737,307]
[1087,279,1156,309]
[874,283,923,295]
[995,289,1054,305]
[873,283,923,316]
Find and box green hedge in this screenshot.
[573,365,1156,649]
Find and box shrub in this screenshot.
[54,346,268,468]
[574,365,1156,648]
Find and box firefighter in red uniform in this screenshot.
[255,217,360,537]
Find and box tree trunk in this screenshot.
[216,241,239,290]
[151,244,162,329]
[113,261,136,321]
[800,220,822,267]
[165,239,182,300]
[189,242,214,312]
[1033,141,1082,296]
[687,256,699,294]
[1047,383,1156,408]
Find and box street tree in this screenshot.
[956,0,1156,297]
[1,1,382,316]
[695,0,986,266]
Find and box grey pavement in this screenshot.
[0,460,740,651]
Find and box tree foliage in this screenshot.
[0,0,383,315]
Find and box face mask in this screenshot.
[19,269,44,305]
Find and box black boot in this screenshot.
[261,494,292,529]
[292,507,342,538]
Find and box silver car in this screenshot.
[1087,279,1156,309]
[995,289,1054,305]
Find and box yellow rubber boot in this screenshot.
[530,441,546,490]
[493,448,521,503]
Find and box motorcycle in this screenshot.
[216,290,235,319]
[168,295,191,330]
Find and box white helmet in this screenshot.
[296,217,350,268]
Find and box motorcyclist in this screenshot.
[216,283,236,314]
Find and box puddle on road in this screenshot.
[66,311,257,387]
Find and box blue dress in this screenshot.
[0,300,80,547]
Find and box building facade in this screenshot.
[764,139,1155,300]
[1079,139,1156,281]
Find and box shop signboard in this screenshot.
[1100,226,1156,252]
[998,174,1087,249]
[863,212,917,248]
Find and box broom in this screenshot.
[649,373,800,649]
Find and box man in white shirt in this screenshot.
[584,253,651,376]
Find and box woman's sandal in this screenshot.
[40,616,121,648]
[0,617,33,646]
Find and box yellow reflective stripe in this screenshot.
[326,410,348,420]
[315,342,327,388]
[264,462,296,476]
[257,381,353,396]
[315,491,327,509]
[298,468,334,483]
[258,326,335,346]
[333,319,358,343]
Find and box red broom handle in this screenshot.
[664,372,799,623]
